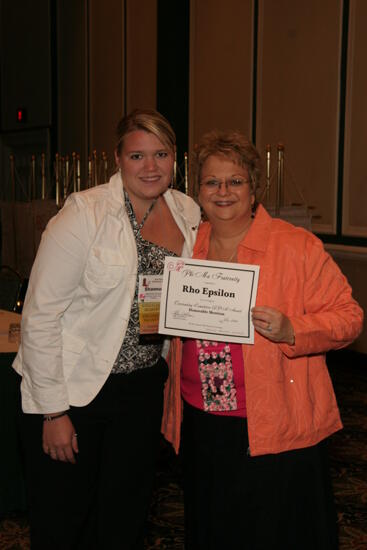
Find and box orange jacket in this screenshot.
[162,205,364,456]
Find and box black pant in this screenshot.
[183,402,338,550]
[20,359,168,550]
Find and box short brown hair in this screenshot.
[116,109,176,156]
[191,130,262,199]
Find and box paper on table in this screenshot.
[0,309,21,353]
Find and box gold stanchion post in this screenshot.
[265,144,271,206]
[93,150,98,186]
[55,153,60,206]
[64,155,69,199]
[31,155,36,200]
[276,143,284,216]
[77,155,81,192]
[184,152,188,195]
[88,156,92,189]
[41,153,46,199]
[72,152,77,193]
[102,152,108,183]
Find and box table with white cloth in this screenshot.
[0,309,27,515]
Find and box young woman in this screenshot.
[14,109,201,549]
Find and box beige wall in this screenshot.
[57,0,157,183]
[57,0,366,235]
[189,0,366,239]
[125,0,157,113]
[190,0,344,233]
[88,0,124,170]
[189,0,254,151]
[342,0,367,237]
[256,0,342,234]
[57,1,88,180]
[189,0,366,351]
[56,0,367,350]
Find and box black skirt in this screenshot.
[182,402,338,550]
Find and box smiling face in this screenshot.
[198,154,255,226]
[115,129,174,207]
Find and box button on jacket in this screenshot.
[13,172,201,414]
[162,204,364,456]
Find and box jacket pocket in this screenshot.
[84,247,127,289]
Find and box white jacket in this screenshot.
[13,173,201,413]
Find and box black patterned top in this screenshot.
[111,191,177,374]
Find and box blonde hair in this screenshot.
[191,130,262,199]
[116,109,176,156]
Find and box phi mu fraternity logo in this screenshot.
[167,259,185,272]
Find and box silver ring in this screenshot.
[73,433,78,438]
[267,324,272,332]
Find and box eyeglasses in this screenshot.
[199,177,250,191]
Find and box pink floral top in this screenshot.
[181,339,247,417]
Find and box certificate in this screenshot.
[159,257,260,344]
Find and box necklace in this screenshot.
[209,217,254,263]
[137,197,157,232]
[124,189,158,232]
[210,240,238,263]
[226,249,237,263]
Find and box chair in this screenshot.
[0,265,25,312]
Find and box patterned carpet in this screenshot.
[1,349,366,549]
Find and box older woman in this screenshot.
[162,130,363,549]
[13,109,201,549]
